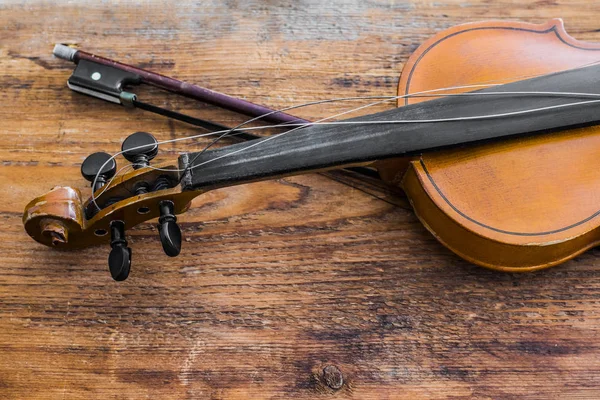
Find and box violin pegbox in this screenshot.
[23,132,199,281]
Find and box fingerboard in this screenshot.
[179,63,600,191]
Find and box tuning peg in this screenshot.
[108,220,131,281]
[81,152,117,192]
[121,131,158,169]
[158,200,182,257]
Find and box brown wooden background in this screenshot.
[2,1,600,398]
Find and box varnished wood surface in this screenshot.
[397,19,600,272]
[2,1,600,398]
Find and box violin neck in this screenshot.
[179,63,600,191]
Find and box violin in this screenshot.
[23,19,600,280]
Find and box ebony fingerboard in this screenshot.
[180,63,600,191]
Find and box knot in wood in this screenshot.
[322,365,344,390]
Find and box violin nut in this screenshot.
[40,218,68,246]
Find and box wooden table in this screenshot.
[2,1,600,398]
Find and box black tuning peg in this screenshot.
[108,220,131,281]
[81,152,117,192]
[121,131,158,169]
[158,200,182,257]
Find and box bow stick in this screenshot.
[52,44,382,180]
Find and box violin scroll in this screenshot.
[24,186,86,248]
[23,132,203,281]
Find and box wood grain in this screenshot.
[2,1,600,399]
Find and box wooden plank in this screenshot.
[1,1,600,398]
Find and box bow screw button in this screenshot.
[121,131,159,169]
[81,152,117,193]
[158,200,182,257]
[108,220,131,281]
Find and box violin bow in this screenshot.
[52,44,382,181]
[53,44,304,123]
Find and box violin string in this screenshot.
[149,90,600,173]
[87,162,137,213]
[89,57,600,187]
[159,86,600,182]
[175,62,600,160]
[89,82,510,207]
[89,88,600,210]
[90,89,600,208]
[94,89,600,201]
[179,97,600,174]
[175,93,420,185]
[179,87,600,176]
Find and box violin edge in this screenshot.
[402,161,600,272]
[397,18,600,107]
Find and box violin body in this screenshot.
[378,19,600,271]
[23,19,600,279]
